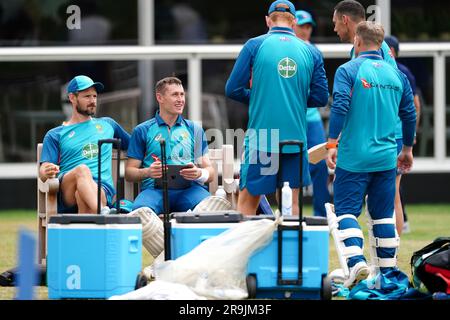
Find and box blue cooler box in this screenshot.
[47,214,142,299]
[170,214,329,299]
[170,212,241,256]
[246,217,329,299]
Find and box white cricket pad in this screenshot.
[364,197,399,273]
[326,203,364,279]
[128,207,164,258]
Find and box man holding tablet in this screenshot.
[125,76,214,213]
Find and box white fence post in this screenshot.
[434,53,447,161]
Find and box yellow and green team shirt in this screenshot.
[40,117,130,198]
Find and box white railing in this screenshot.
[0,43,449,175]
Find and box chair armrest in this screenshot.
[38,178,59,194]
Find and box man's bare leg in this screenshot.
[75,190,106,213]
[237,188,261,215]
[61,164,106,213]
[394,174,403,235]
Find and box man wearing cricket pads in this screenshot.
[326,21,416,288]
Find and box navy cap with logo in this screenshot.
[384,35,399,55]
[268,0,296,17]
[296,10,316,27]
[67,75,104,94]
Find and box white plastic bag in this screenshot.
[108,280,206,300]
[154,217,281,299]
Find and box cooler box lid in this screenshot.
[48,214,141,225]
[172,211,243,223]
[245,215,328,226]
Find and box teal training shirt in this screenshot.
[352,41,403,139]
[226,26,329,153]
[306,108,322,123]
[40,117,130,197]
[329,51,416,172]
[127,113,208,191]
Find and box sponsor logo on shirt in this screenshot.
[155,133,162,142]
[278,57,297,78]
[361,78,372,89]
[95,124,103,133]
[179,131,189,141]
[279,36,291,42]
[361,78,400,91]
[82,143,99,159]
[68,131,75,138]
[372,62,382,68]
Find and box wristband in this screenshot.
[326,142,338,150]
[195,168,210,184]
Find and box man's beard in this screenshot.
[76,103,96,116]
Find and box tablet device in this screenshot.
[154,164,192,190]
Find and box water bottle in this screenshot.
[281,182,292,216]
[215,186,227,199]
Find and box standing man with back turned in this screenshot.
[332,0,415,237]
[226,0,329,215]
[326,22,416,288]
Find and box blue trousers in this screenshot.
[240,150,311,196]
[307,120,330,217]
[132,183,210,213]
[334,167,397,270]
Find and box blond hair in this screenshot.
[356,21,385,47]
[269,11,295,24]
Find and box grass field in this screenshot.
[1,205,449,300]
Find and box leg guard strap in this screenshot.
[373,257,397,268]
[337,228,364,241]
[369,236,400,248]
[364,197,399,272]
[342,245,364,258]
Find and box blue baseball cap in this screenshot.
[384,35,399,54]
[268,0,296,17]
[67,75,104,94]
[296,10,316,27]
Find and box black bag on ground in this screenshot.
[0,265,47,287]
[411,237,450,294]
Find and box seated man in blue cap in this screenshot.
[39,75,130,214]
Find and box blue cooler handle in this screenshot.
[128,236,139,253]
[278,140,304,286]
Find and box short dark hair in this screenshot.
[155,76,182,94]
[335,0,366,21]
